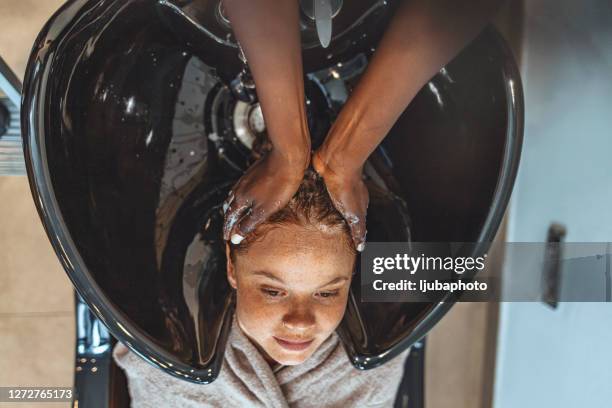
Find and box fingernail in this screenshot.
[357,242,365,252]
[231,234,245,245]
[223,202,230,214]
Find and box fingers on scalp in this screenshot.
[223,201,250,240]
[341,210,366,252]
[352,217,366,238]
[330,196,347,216]
[223,192,235,214]
[233,197,285,242]
[236,205,266,237]
[351,219,367,252]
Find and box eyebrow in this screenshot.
[251,270,285,283]
[251,271,349,288]
[321,277,349,287]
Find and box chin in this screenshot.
[269,346,316,366]
[273,354,310,366]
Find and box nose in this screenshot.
[282,302,316,332]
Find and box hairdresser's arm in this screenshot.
[222,0,310,242]
[313,0,503,250]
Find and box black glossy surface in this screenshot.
[22,0,522,383]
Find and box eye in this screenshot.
[316,290,340,299]
[261,287,284,298]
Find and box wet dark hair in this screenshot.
[230,170,355,258]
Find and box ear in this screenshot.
[225,243,238,289]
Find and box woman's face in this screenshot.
[226,223,355,366]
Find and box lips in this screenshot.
[273,336,314,352]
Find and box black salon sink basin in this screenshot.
[22,0,522,384]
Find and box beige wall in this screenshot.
[0,2,74,408]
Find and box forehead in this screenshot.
[234,224,355,283]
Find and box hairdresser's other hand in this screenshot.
[312,150,368,252]
[223,149,308,244]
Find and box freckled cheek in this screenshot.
[235,286,284,336]
[314,301,348,335]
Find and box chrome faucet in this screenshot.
[300,0,343,48]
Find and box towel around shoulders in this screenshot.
[113,316,409,408]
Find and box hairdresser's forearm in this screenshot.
[317,0,503,171]
[224,0,310,168]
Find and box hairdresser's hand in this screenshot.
[223,149,308,244]
[312,150,368,252]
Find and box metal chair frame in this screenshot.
[0,55,26,175]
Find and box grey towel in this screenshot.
[113,317,408,407]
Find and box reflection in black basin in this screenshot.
[22,0,522,383]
